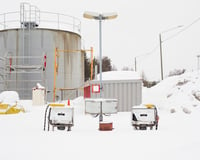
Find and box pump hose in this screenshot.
[43,104,50,131]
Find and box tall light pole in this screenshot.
[197,55,200,72]
[159,33,164,80]
[134,57,137,72]
[159,25,183,80]
[83,11,117,98]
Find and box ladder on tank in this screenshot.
[20,2,40,29]
[20,2,40,59]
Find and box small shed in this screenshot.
[84,71,142,112]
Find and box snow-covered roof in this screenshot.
[96,71,141,81]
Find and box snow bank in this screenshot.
[0,91,19,105]
[143,71,200,113]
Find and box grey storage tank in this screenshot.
[0,3,83,101]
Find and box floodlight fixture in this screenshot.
[83,11,118,20]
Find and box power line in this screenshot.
[135,16,200,72]
[138,16,200,57]
[134,44,159,71]
[136,44,159,58]
[163,17,200,42]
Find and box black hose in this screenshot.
[43,104,50,131]
[47,107,52,131]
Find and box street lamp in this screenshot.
[159,25,183,80]
[83,11,118,98]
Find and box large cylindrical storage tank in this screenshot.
[0,3,83,101]
[0,28,83,101]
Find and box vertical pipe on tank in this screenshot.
[53,48,57,102]
[29,4,31,59]
[20,3,25,63]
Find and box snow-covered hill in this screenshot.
[143,70,200,114]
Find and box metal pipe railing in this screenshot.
[0,10,81,34]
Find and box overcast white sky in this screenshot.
[1,0,200,80]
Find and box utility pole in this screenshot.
[197,55,200,72]
[159,33,164,80]
[159,25,183,81]
[134,57,137,72]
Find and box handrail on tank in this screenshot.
[0,9,81,34]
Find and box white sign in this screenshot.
[92,84,100,93]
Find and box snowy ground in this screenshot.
[0,71,200,160]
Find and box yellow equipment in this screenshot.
[0,103,25,114]
[145,104,155,109]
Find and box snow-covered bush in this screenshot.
[170,108,176,113]
[168,69,186,77]
[176,79,189,86]
[192,91,200,101]
[182,107,191,114]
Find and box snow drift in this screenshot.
[143,70,200,113]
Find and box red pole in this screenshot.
[44,54,47,70]
[9,57,12,73]
[90,47,93,80]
